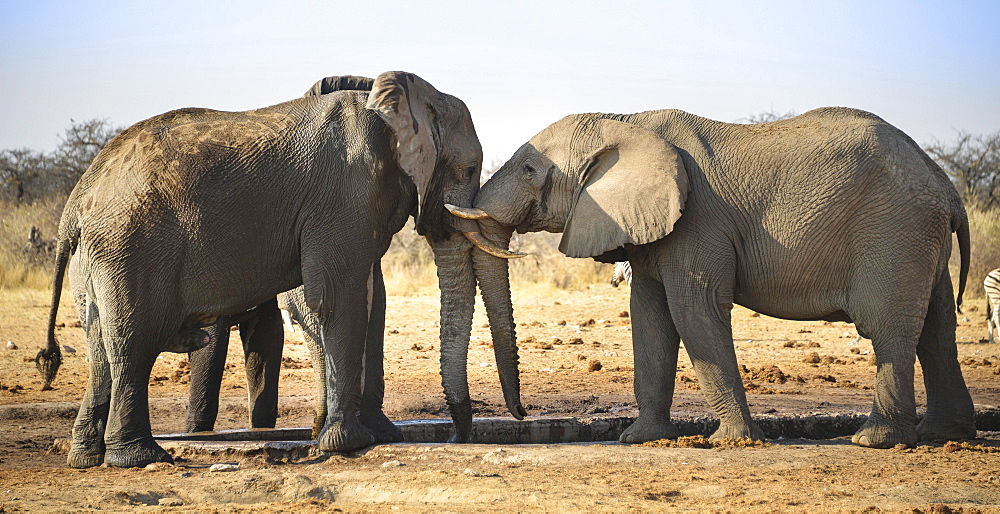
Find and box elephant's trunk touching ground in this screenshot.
[471,219,526,420]
[432,234,478,441]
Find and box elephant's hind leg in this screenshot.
[916,271,976,441]
[241,298,284,429]
[619,273,681,444]
[185,320,231,433]
[849,282,926,448]
[68,303,110,468]
[98,310,173,467]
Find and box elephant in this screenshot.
[183,76,390,438]
[36,71,525,468]
[451,107,977,448]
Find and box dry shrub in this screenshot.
[952,206,1000,303]
[381,223,616,296]
[0,196,66,290]
[381,221,437,296]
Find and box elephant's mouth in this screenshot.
[445,204,526,259]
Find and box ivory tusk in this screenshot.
[463,231,527,259]
[445,204,491,220]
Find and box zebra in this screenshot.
[986,268,1000,344]
[611,261,632,287]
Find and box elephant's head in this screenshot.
[452,114,690,260]
[358,72,526,439]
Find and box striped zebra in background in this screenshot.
[986,268,1000,344]
[611,261,632,287]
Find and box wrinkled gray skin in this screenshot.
[466,108,977,448]
[38,71,523,469]
[181,77,387,438]
[68,253,292,434]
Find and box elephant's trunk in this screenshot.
[432,234,477,442]
[470,218,525,419]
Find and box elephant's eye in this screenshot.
[523,164,536,175]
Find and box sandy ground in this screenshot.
[1,284,999,512]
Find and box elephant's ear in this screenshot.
[303,75,374,97]
[559,119,689,258]
[365,71,438,210]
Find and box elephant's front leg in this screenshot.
[358,263,404,443]
[672,295,764,442]
[240,298,284,428]
[620,273,682,443]
[316,273,376,452]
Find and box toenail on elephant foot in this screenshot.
[851,420,916,448]
[619,417,680,444]
[104,440,174,468]
[360,411,404,443]
[318,419,375,452]
[67,447,105,469]
[709,420,765,442]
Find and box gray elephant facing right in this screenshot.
[454,107,977,448]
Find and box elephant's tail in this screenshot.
[955,213,970,314]
[37,224,77,390]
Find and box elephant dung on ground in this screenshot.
[454,107,976,449]
[37,71,524,468]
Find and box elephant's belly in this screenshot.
[733,276,851,323]
[179,260,302,318]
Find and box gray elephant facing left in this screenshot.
[37,71,525,468]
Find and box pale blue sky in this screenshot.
[2,0,998,165]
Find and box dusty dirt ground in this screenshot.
[1,284,999,512]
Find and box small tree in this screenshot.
[737,110,797,124]
[0,148,52,203]
[51,118,123,194]
[0,118,122,202]
[925,132,1000,210]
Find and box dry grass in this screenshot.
[0,197,65,290]
[951,206,1000,304]
[380,222,614,297]
[4,199,995,305]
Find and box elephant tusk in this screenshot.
[445,204,491,220]
[463,231,527,259]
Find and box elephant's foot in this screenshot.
[318,418,375,452]
[709,419,765,442]
[67,440,104,469]
[104,439,173,468]
[917,416,977,442]
[447,398,473,443]
[851,416,917,448]
[360,410,404,444]
[619,415,679,444]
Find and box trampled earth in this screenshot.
[1,286,999,511]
